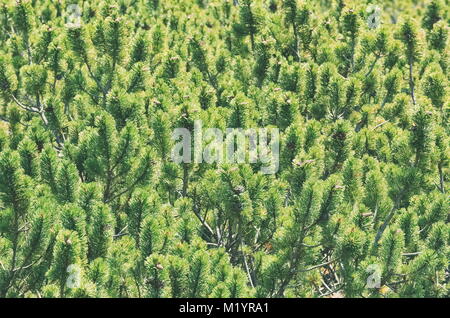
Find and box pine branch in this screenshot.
[11,94,40,113]
[299,259,335,272]
[365,54,380,77]
[408,60,416,105]
[373,202,399,248]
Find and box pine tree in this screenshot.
[0,0,447,299]
[233,0,263,51]
[399,19,420,105]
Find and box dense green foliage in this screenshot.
[0,0,448,298]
